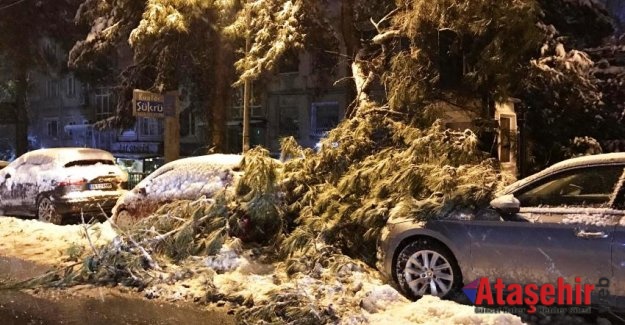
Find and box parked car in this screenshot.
[0,148,128,224]
[111,154,243,229]
[377,153,625,311]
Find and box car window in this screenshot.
[24,154,56,166]
[515,165,624,208]
[64,159,115,167]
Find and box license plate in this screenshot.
[89,183,113,190]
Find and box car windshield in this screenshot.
[64,159,115,168]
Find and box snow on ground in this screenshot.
[0,218,603,324]
[0,217,117,265]
[361,295,522,325]
[136,240,525,324]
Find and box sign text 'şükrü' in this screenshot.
[132,89,176,118]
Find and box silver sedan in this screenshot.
[377,153,625,311]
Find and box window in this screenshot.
[80,84,89,105]
[310,102,339,137]
[139,117,163,137]
[279,50,300,74]
[438,29,463,89]
[95,87,113,120]
[66,76,76,98]
[46,80,59,98]
[46,119,58,137]
[189,110,196,136]
[279,106,299,138]
[230,84,263,119]
[516,166,624,208]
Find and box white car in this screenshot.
[111,154,243,229]
[0,148,128,224]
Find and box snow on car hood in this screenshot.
[115,154,243,211]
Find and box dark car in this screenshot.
[377,153,625,311]
[0,148,128,224]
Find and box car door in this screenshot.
[469,165,622,289]
[607,181,625,310]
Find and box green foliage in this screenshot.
[131,196,230,261]
[281,109,507,265]
[229,147,285,244]
[384,0,542,107]
[63,242,85,262]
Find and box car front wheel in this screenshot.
[395,238,461,300]
[112,209,134,231]
[37,197,63,224]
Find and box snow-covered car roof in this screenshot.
[19,148,115,167]
[113,154,244,219]
[503,152,625,194]
[136,154,243,188]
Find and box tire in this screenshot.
[37,197,63,224]
[113,209,134,231]
[394,237,462,300]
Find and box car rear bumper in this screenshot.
[52,193,121,216]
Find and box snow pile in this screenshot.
[0,217,118,265]
[359,285,408,313]
[197,245,524,324]
[204,241,247,273]
[363,295,523,325]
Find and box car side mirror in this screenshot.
[490,194,520,215]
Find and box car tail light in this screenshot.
[58,178,87,187]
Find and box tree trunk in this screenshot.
[208,35,234,153]
[340,0,360,118]
[14,67,28,156]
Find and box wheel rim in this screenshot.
[404,249,454,297]
[38,198,58,223]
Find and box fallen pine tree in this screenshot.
[0,103,513,325]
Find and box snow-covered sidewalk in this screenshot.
[0,216,116,265]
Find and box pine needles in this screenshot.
[280,112,507,265]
